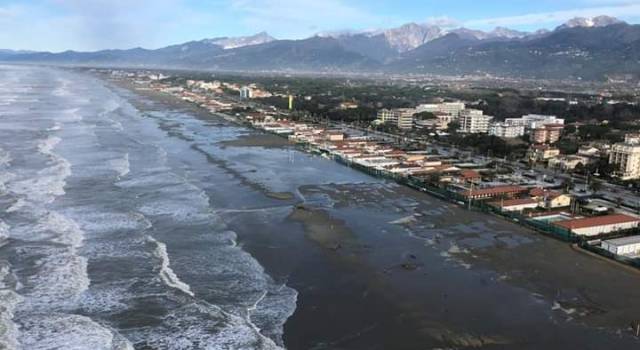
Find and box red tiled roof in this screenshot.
[489,198,539,208]
[529,188,562,199]
[554,214,640,230]
[460,170,481,179]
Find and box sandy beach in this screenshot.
[108,77,640,349]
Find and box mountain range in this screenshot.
[2,16,638,81]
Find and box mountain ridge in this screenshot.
[3,16,639,81]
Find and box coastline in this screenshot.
[107,76,640,349]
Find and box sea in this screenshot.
[0,65,304,350]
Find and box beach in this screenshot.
[113,76,640,349]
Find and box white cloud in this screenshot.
[229,0,384,38]
[424,16,461,28]
[465,3,640,28]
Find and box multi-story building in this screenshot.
[459,109,493,134]
[376,108,416,130]
[416,102,466,117]
[489,122,525,138]
[609,134,640,180]
[530,124,564,144]
[396,108,416,130]
[239,86,253,99]
[505,114,565,131]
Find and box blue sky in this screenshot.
[1,0,640,51]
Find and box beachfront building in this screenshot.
[609,134,640,180]
[459,109,493,134]
[601,236,640,257]
[553,214,640,237]
[489,198,539,212]
[489,122,525,138]
[461,185,528,201]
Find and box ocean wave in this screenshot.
[137,302,282,350]
[109,153,130,179]
[21,248,89,311]
[147,235,195,297]
[0,220,9,248]
[0,289,22,350]
[7,136,73,205]
[0,147,11,167]
[18,313,134,350]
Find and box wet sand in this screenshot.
[108,77,640,349]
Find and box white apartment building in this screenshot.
[396,108,416,130]
[489,122,525,138]
[416,102,466,117]
[240,86,253,99]
[459,109,493,134]
[609,134,640,180]
[505,114,565,131]
[376,108,416,130]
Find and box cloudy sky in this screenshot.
[1,0,639,51]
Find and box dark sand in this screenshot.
[109,77,640,349]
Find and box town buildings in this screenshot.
[601,236,640,257]
[489,122,525,138]
[609,134,640,180]
[530,124,564,144]
[240,86,253,99]
[459,109,493,134]
[376,108,417,130]
[554,214,640,237]
[416,102,466,117]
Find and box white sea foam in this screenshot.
[0,220,9,248]
[147,236,195,297]
[19,313,134,350]
[0,147,11,167]
[37,136,61,155]
[109,153,130,179]
[0,289,23,350]
[22,249,89,310]
[140,303,282,350]
[39,211,85,248]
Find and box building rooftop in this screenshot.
[554,214,640,230]
[603,235,640,247]
[462,185,527,197]
[489,198,539,207]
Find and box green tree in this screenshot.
[589,179,603,194]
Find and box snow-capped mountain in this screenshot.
[558,15,624,30]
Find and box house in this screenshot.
[454,170,482,184]
[548,155,590,171]
[527,145,560,162]
[529,188,572,209]
[553,214,640,236]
